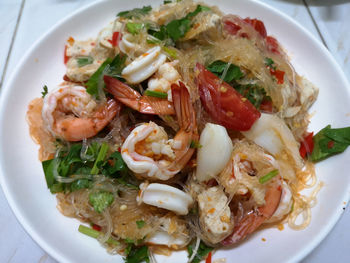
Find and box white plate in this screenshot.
[0,0,350,262]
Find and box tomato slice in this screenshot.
[266,36,280,54]
[299,132,314,158]
[195,63,261,131]
[243,18,267,38]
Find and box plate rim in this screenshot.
[0,0,349,262]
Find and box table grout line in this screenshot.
[0,0,26,90]
[302,0,328,49]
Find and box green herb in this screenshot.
[126,23,143,35]
[311,125,350,162]
[78,225,119,246]
[42,142,131,194]
[186,5,211,19]
[76,56,93,67]
[41,85,48,98]
[102,151,128,177]
[162,46,177,59]
[264,57,275,69]
[148,5,211,43]
[86,54,126,98]
[190,140,202,149]
[136,220,145,229]
[166,18,191,41]
[42,143,84,193]
[235,84,270,109]
[163,0,172,4]
[116,178,139,190]
[144,90,168,99]
[117,6,152,19]
[187,241,214,263]
[89,191,114,213]
[259,169,279,184]
[125,245,149,263]
[70,178,92,192]
[207,60,244,82]
[91,142,109,175]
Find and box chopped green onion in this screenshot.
[76,56,93,67]
[259,169,279,184]
[144,90,168,99]
[162,46,177,59]
[78,225,119,246]
[190,140,202,149]
[126,22,143,35]
[91,142,109,175]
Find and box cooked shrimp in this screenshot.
[42,84,120,141]
[121,82,198,180]
[221,177,282,245]
[104,75,175,115]
[218,140,283,245]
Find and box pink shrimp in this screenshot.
[42,85,120,142]
[222,180,282,245]
[120,82,198,180]
[104,75,175,115]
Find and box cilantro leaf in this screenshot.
[41,85,48,98]
[86,54,126,98]
[311,125,350,162]
[185,5,211,19]
[125,245,149,263]
[136,220,145,229]
[117,6,152,19]
[207,60,243,82]
[187,241,213,263]
[89,191,114,213]
[264,57,274,68]
[149,5,211,43]
[76,56,93,67]
[166,18,191,41]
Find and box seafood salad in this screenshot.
[26,0,350,262]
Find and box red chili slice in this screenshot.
[299,132,314,158]
[108,32,120,47]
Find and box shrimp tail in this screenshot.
[170,82,199,170]
[222,181,282,246]
[104,75,175,115]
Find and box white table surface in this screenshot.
[0,0,349,262]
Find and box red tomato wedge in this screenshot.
[195,63,261,131]
[243,18,267,38]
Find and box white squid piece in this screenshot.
[147,61,181,101]
[197,186,234,244]
[242,113,303,169]
[137,183,193,215]
[196,123,233,182]
[121,46,167,84]
[119,33,139,55]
